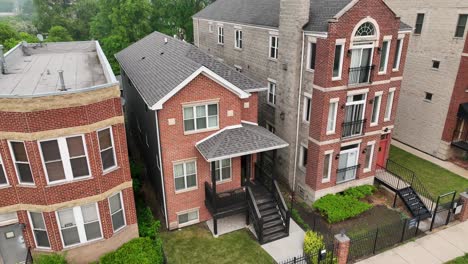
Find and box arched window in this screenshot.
[355,22,375,37]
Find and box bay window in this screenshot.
[57,203,102,247]
[9,141,34,184]
[29,212,50,248]
[109,192,126,232]
[98,127,117,171]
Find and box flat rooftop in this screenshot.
[0,41,116,97]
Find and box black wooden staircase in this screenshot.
[398,187,432,220]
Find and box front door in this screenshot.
[0,223,27,264]
[377,134,389,167]
[337,145,359,183]
[241,155,251,186]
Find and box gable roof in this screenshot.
[194,0,409,32]
[115,31,265,110]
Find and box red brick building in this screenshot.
[0,42,137,264]
[117,32,291,244]
[194,0,411,201]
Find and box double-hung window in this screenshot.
[39,135,90,184]
[269,35,278,59]
[455,15,468,38]
[267,80,276,105]
[235,29,243,49]
[98,127,117,171]
[183,103,218,132]
[384,89,396,121]
[109,192,126,232]
[326,99,339,134]
[214,159,231,182]
[0,154,8,186]
[174,160,197,191]
[332,42,345,79]
[322,151,333,183]
[414,13,425,34]
[56,203,102,247]
[29,212,50,248]
[379,39,391,73]
[393,38,403,71]
[217,26,224,44]
[303,96,312,122]
[9,141,34,184]
[370,93,382,126]
[299,145,308,170]
[308,41,316,70]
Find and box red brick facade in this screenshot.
[157,74,259,229]
[0,88,137,254]
[305,0,409,194]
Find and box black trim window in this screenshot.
[217,26,224,44]
[379,40,390,72]
[393,39,403,70]
[455,14,468,38]
[308,42,316,70]
[269,36,278,59]
[235,29,242,49]
[414,13,425,34]
[333,44,343,78]
[267,81,276,105]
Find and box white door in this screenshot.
[349,47,373,84]
[337,147,359,183]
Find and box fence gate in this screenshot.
[430,191,457,231]
[278,243,337,264]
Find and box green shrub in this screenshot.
[34,253,67,264]
[130,161,144,179]
[137,203,161,239]
[313,194,372,223]
[343,185,376,199]
[303,230,325,255]
[291,208,310,230]
[100,237,164,264]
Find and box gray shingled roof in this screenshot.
[196,123,289,162]
[115,31,265,108]
[194,0,408,32]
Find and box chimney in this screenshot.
[58,70,66,91]
[0,45,7,74]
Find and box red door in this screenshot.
[377,134,389,167]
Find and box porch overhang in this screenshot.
[195,122,289,162]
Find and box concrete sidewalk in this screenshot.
[261,220,305,262]
[392,140,468,179]
[357,221,468,264]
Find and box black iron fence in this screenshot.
[336,164,360,184]
[341,119,366,138]
[25,247,33,264]
[278,243,337,264]
[348,65,374,85]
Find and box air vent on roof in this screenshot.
[58,70,67,91]
[0,45,8,74]
[164,37,168,44]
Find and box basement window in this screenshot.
[432,60,440,69]
[425,92,433,101]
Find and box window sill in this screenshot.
[46,176,94,187]
[0,184,11,190]
[332,77,342,81]
[298,166,306,173]
[423,99,433,103]
[268,57,278,62]
[363,168,371,173]
[234,47,242,51]
[267,102,276,108]
[62,237,105,250]
[302,120,310,125]
[377,71,387,75]
[103,166,120,176]
[216,178,232,185]
[113,224,127,235]
[33,247,53,252]
[321,179,330,183]
[383,118,391,122]
[217,43,224,46]
[16,183,36,188]
[306,69,315,73]
[178,219,200,228]
[325,131,336,136]
[175,186,198,194]
[392,68,399,72]
[369,123,378,127]
[184,127,219,136]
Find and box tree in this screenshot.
[91,0,154,72]
[0,22,17,44]
[46,26,73,42]
[71,0,99,40]
[0,22,38,50]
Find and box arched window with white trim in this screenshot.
[355,22,376,37]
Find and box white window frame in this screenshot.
[370,91,383,127]
[156,154,160,169]
[177,208,199,228]
[332,39,346,80]
[364,141,375,172]
[322,150,333,183]
[38,135,91,185]
[109,192,127,232]
[392,37,404,71]
[28,212,50,249]
[266,122,275,134]
[303,94,312,123]
[307,38,317,71]
[208,22,213,33]
[299,144,308,171]
[269,35,278,59]
[56,203,103,248]
[384,88,396,121]
[8,141,34,185]
[173,159,198,193]
[97,127,118,173]
[0,153,9,187]
[213,158,232,183]
[234,29,242,49]
[217,26,224,44]
[267,79,277,106]
[378,38,391,74]
[326,98,339,135]
[182,102,219,133]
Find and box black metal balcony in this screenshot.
[349,65,374,85]
[452,129,468,151]
[336,164,360,184]
[204,182,246,218]
[342,119,366,138]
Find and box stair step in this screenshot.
[260,208,278,217]
[263,214,282,223]
[263,219,283,229]
[263,231,289,244]
[258,203,276,211]
[263,225,286,236]
[257,198,274,206]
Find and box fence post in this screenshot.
[334,234,350,264]
[372,228,379,255]
[457,192,468,222]
[400,218,407,242]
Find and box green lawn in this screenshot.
[389,146,468,197]
[446,254,468,264]
[161,225,274,264]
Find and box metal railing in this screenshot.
[204,182,246,214]
[25,247,33,264]
[349,65,374,85]
[273,180,290,233]
[342,119,366,138]
[247,185,264,243]
[336,164,360,184]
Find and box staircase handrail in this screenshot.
[247,186,264,243]
[273,180,290,233]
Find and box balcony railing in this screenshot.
[349,65,374,85]
[342,119,366,138]
[204,182,246,216]
[452,128,468,151]
[336,164,360,184]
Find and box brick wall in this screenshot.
[157,74,258,229]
